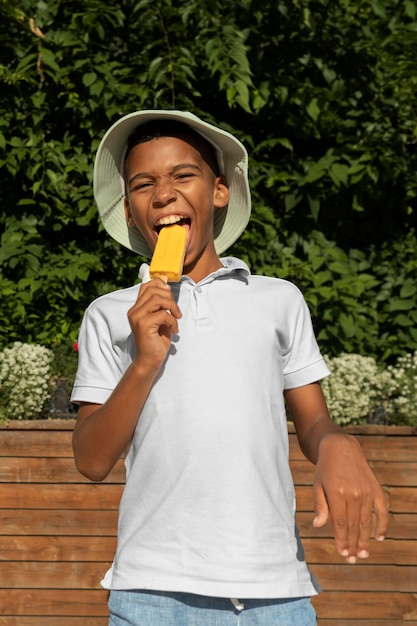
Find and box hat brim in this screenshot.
[94,110,251,257]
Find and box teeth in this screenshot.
[155,215,185,227]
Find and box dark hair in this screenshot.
[124,120,220,176]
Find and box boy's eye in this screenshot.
[131,181,152,191]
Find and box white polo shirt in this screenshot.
[71,257,330,599]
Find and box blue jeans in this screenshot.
[108,590,317,625]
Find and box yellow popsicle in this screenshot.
[149,224,187,282]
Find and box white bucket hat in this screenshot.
[93,110,251,257]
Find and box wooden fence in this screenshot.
[0,420,416,625]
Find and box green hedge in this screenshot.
[1,0,416,361]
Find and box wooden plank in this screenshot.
[0,536,117,561]
[0,562,109,589]
[295,486,417,514]
[294,486,400,513]
[288,423,417,436]
[354,436,417,463]
[289,434,417,462]
[0,589,109,617]
[372,462,417,487]
[0,509,119,535]
[358,436,417,463]
[0,484,123,509]
[2,429,414,469]
[394,540,417,565]
[297,512,417,540]
[0,419,76,431]
[3,560,415,603]
[294,486,321,512]
[345,425,417,436]
[303,538,415,565]
[3,535,413,568]
[0,457,125,483]
[310,564,416,592]
[0,483,309,512]
[289,460,314,484]
[0,615,109,626]
[1,536,412,568]
[0,431,73,457]
[384,513,417,539]
[312,590,417,620]
[389,487,417,513]
[0,532,404,565]
[289,459,417,487]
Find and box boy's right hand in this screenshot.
[128,279,182,371]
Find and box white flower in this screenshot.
[386,351,417,425]
[321,353,392,425]
[0,342,53,421]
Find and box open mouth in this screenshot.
[154,215,191,234]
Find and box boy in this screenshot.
[71,110,388,625]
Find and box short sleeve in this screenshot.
[70,299,133,404]
[282,290,330,389]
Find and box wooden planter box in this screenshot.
[0,420,416,625]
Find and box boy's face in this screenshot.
[124,136,229,282]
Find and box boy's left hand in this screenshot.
[312,432,389,563]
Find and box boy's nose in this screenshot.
[153,180,177,206]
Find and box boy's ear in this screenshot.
[214,177,230,208]
[124,196,135,227]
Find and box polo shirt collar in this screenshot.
[138,257,250,286]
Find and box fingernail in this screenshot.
[358,549,369,559]
[376,535,385,542]
[341,549,349,557]
[347,556,357,564]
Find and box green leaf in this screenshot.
[328,262,349,275]
[400,280,416,298]
[306,98,320,122]
[40,48,61,73]
[308,195,320,220]
[284,193,302,211]
[329,163,349,187]
[82,72,97,87]
[371,0,386,18]
[387,299,415,311]
[339,313,356,338]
